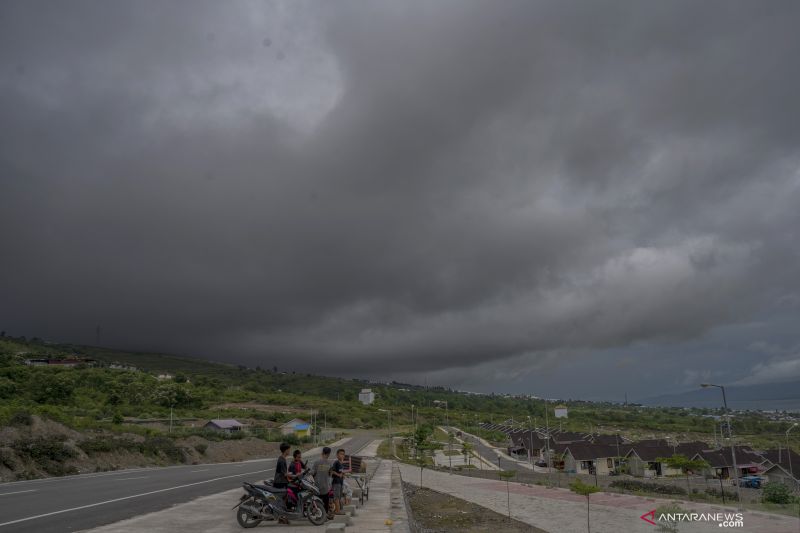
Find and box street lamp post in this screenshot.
[544,398,552,487]
[701,383,742,509]
[786,423,798,490]
[379,409,393,456]
[527,415,533,468]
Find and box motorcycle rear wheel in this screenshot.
[236,502,263,529]
[306,497,326,526]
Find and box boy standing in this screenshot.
[273,443,291,488]
[330,448,347,514]
[312,447,333,518]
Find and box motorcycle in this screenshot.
[232,468,327,527]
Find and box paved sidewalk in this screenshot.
[398,463,798,533]
[82,459,409,533]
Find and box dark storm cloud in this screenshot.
[2,0,800,395]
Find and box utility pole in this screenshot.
[527,415,533,468]
[787,423,798,490]
[544,399,552,487]
[701,384,742,509]
[169,404,173,434]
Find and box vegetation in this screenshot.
[654,503,685,533]
[656,454,709,498]
[498,470,517,520]
[609,479,687,496]
[2,333,798,461]
[569,479,602,533]
[762,482,796,504]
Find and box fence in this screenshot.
[432,466,776,506]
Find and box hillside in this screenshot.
[642,381,800,410]
[2,333,798,480]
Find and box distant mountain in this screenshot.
[641,380,800,411]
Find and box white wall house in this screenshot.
[358,388,375,405]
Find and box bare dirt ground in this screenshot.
[404,484,547,533]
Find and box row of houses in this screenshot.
[480,422,800,485]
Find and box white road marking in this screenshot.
[0,468,271,528]
[0,457,277,486]
[189,469,209,472]
[115,476,148,481]
[0,490,36,497]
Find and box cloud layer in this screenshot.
[2,1,800,396]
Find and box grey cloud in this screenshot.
[2,0,800,396]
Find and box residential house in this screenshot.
[550,431,589,445]
[694,446,766,480]
[757,449,799,485]
[511,432,551,461]
[563,443,621,475]
[204,419,244,433]
[625,445,686,477]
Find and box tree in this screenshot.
[656,455,709,498]
[462,441,473,466]
[569,479,601,533]
[498,470,517,520]
[447,431,456,472]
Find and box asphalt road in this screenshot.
[447,426,532,472]
[0,432,376,533]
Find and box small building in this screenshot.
[563,443,621,475]
[280,418,311,437]
[358,389,375,405]
[204,419,244,433]
[760,449,800,485]
[625,445,683,478]
[554,405,568,419]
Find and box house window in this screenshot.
[607,458,613,468]
[580,460,593,470]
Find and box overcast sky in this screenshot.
[2,0,800,400]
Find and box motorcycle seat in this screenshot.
[255,484,287,494]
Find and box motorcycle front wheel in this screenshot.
[236,500,263,529]
[306,496,327,526]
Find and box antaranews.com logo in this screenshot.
[641,509,745,528]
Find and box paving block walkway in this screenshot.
[398,463,798,533]
[83,459,410,533]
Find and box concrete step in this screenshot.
[326,523,346,532]
[343,504,357,516]
[332,513,353,526]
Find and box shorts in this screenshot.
[333,484,343,499]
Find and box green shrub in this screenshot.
[194,443,208,455]
[0,448,18,469]
[142,436,184,462]
[9,411,33,426]
[78,437,141,455]
[762,481,794,504]
[13,437,77,463]
[609,479,687,496]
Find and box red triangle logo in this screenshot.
[640,509,656,525]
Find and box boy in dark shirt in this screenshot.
[273,443,291,488]
[330,448,346,514]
